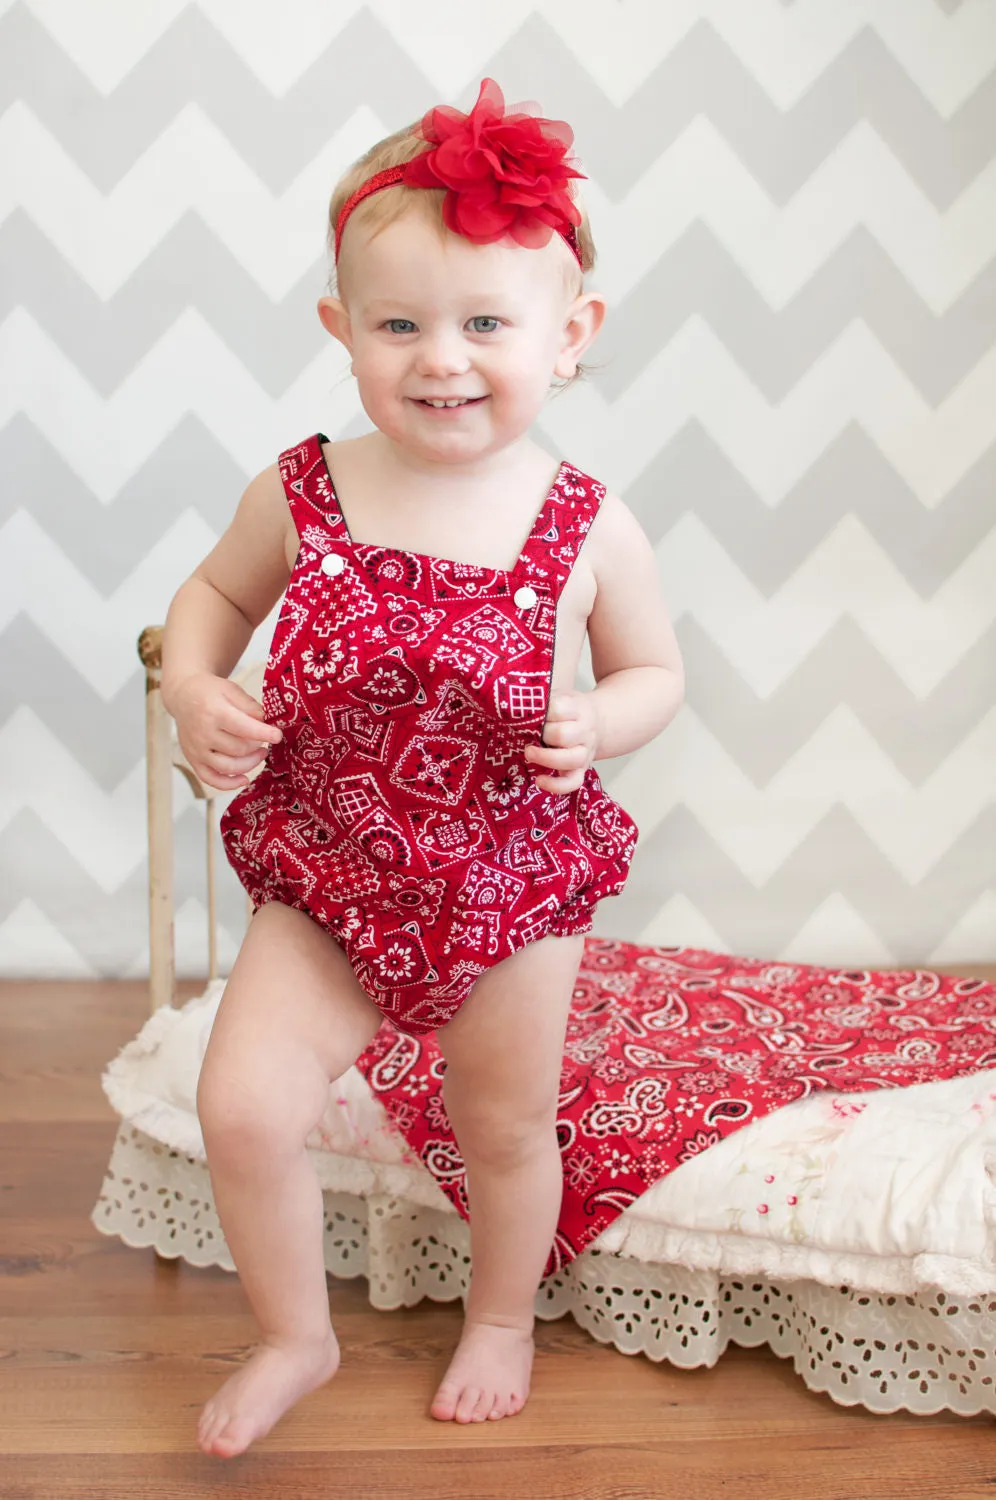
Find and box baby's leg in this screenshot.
[430,932,585,1424]
[194,900,382,1459]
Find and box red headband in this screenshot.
[334,77,586,270]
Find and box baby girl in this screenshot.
[161,78,684,1458]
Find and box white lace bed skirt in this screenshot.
[91,1122,996,1419]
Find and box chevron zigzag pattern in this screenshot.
[1,0,993,977]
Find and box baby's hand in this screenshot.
[171,672,283,792]
[525,690,601,795]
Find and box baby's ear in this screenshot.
[317,295,350,348]
[555,290,606,377]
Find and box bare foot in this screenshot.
[430,1319,535,1423]
[197,1329,340,1458]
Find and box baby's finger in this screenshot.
[220,705,283,745]
[208,726,276,756]
[535,767,584,796]
[190,760,253,791]
[541,718,584,749]
[526,744,588,772]
[546,691,580,717]
[206,748,268,776]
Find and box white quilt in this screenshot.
[100,979,996,1297]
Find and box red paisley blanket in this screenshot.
[354,938,996,1279]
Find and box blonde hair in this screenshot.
[325,119,601,394]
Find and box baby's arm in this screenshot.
[161,463,290,791]
[525,492,683,795]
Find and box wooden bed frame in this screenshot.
[138,623,260,1015]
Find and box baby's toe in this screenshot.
[429,1383,458,1421]
[211,1417,251,1457]
[471,1389,496,1421]
[197,1404,223,1449]
[454,1385,484,1423]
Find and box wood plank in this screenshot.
[2,974,995,1497]
[1,1444,994,1500]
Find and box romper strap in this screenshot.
[277,432,349,543]
[513,459,607,596]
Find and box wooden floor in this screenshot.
[3,969,996,1500]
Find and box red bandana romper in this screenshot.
[219,433,639,1036]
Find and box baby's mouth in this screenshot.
[413,396,488,408]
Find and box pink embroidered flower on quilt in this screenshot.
[829,1097,868,1119]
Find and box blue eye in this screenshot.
[381,316,502,334]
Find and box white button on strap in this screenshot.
[321,552,345,576]
[514,585,537,609]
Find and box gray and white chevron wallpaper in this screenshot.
[2,1,994,980]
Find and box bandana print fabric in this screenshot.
[219,433,638,1036]
[353,937,996,1279]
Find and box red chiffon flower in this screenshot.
[401,77,586,251]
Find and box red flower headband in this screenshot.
[334,77,587,269]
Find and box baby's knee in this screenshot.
[442,1076,557,1170]
[197,1066,267,1154]
[196,1061,326,1159]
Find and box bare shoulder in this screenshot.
[191,461,296,629]
[584,488,684,680]
[320,433,370,480]
[585,488,656,574]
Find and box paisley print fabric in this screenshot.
[220,433,638,1035]
[355,937,996,1278]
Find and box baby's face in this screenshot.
[324,211,595,467]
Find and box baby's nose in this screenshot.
[415,334,471,377]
